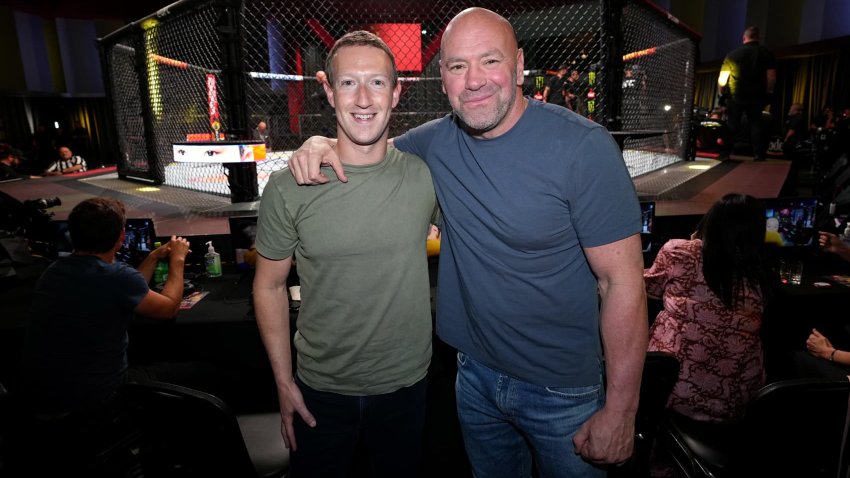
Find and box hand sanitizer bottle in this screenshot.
[205,241,222,277]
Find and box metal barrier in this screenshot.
[99,0,698,202]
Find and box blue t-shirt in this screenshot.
[23,255,150,413]
[394,99,641,387]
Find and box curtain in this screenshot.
[694,68,720,110]
[0,96,33,148]
[695,44,847,128]
[21,96,115,169]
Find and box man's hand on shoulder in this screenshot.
[288,136,346,184]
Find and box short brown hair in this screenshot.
[325,30,398,87]
[69,198,126,253]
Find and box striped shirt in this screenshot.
[45,155,87,174]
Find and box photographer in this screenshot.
[0,146,40,180]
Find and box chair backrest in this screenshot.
[732,378,850,477]
[663,378,850,478]
[121,380,261,477]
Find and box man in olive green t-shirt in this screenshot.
[253,31,438,477]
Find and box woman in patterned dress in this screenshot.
[645,193,774,422]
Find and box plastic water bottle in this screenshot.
[843,223,850,246]
[153,241,168,285]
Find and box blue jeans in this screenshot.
[290,376,427,478]
[455,352,606,478]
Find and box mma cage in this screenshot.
[98,0,699,202]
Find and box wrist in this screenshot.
[831,349,838,362]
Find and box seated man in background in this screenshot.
[20,197,190,473]
[253,120,269,143]
[783,103,806,159]
[44,145,87,176]
[797,231,850,379]
[0,145,40,180]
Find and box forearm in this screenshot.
[571,239,648,464]
[159,257,185,303]
[255,287,295,391]
[598,283,648,415]
[834,350,850,367]
[816,346,850,367]
[310,136,337,148]
[62,165,83,174]
[137,254,159,283]
[588,235,648,415]
[834,244,850,262]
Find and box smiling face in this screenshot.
[325,44,400,157]
[439,8,526,139]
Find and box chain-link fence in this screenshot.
[620,1,698,176]
[99,0,697,202]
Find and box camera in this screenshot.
[24,197,61,210]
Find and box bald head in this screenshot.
[438,7,526,138]
[743,26,760,43]
[442,8,517,52]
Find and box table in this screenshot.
[762,258,850,381]
[129,270,286,411]
[130,270,288,363]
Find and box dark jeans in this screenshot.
[724,98,767,159]
[290,376,427,478]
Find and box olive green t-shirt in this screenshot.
[256,149,438,395]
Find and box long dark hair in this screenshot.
[696,193,771,308]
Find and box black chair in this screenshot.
[121,380,289,478]
[0,380,11,475]
[663,378,850,478]
[609,351,679,478]
[0,381,143,477]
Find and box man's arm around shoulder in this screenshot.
[288,136,399,185]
